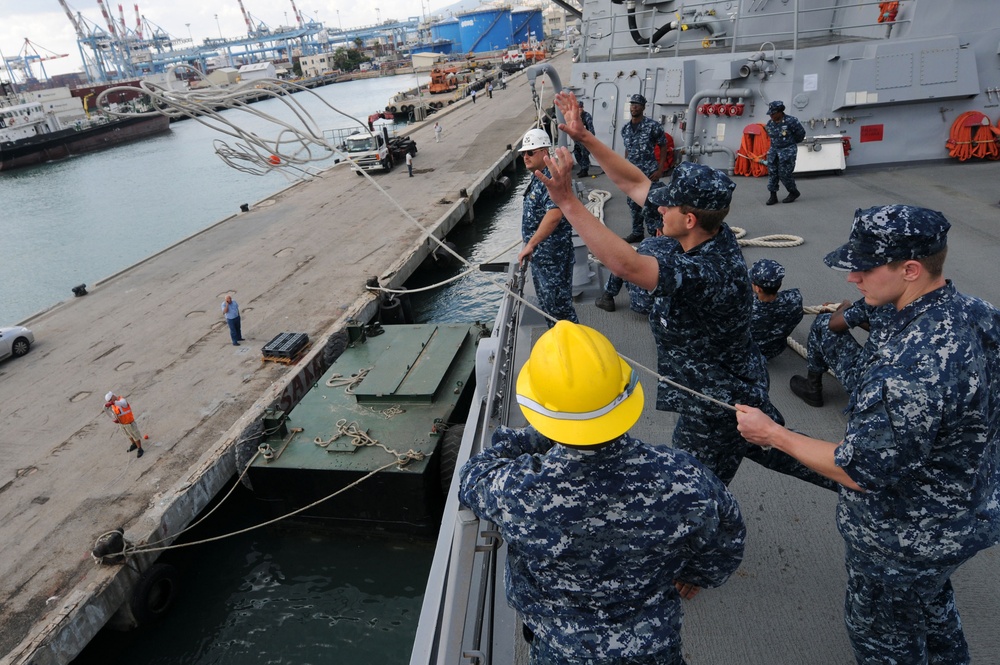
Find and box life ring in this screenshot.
[877,2,899,22]
[130,562,179,625]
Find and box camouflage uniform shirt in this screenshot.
[621,116,667,177]
[459,426,746,661]
[751,288,803,359]
[522,168,578,323]
[835,282,1000,570]
[640,224,768,412]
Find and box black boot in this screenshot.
[790,371,824,407]
[766,191,779,205]
[782,189,800,203]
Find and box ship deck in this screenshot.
[464,157,1000,664]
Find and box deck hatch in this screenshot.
[355,325,467,403]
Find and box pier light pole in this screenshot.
[336,9,342,32]
[185,22,192,41]
[214,14,222,39]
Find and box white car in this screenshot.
[0,325,34,360]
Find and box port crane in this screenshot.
[1,39,69,84]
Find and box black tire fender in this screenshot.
[439,424,465,496]
[130,562,179,626]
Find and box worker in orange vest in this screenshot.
[105,391,144,458]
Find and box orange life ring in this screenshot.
[877,2,899,23]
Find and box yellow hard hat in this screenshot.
[516,321,643,445]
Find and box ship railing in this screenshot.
[410,264,525,665]
[579,0,910,63]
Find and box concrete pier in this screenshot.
[0,53,570,665]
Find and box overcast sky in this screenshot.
[0,0,452,78]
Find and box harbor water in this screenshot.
[1,73,430,325]
[24,74,529,664]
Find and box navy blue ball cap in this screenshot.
[767,100,785,114]
[824,205,950,272]
[646,162,736,211]
[629,93,647,106]
[749,259,785,289]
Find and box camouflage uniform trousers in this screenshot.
[604,273,653,314]
[529,639,685,665]
[626,196,663,237]
[573,143,592,173]
[531,250,579,327]
[673,401,838,490]
[805,313,868,395]
[844,546,970,665]
[766,145,798,194]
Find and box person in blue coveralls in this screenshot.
[459,321,745,665]
[517,128,578,326]
[748,258,803,360]
[221,294,244,346]
[736,205,1000,664]
[538,90,836,491]
[620,93,671,243]
[764,100,806,205]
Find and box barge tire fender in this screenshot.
[130,562,179,626]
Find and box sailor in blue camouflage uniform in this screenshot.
[788,297,894,407]
[621,94,670,243]
[540,90,838,490]
[737,204,1000,665]
[748,258,803,360]
[573,100,596,177]
[595,210,663,314]
[764,100,806,205]
[517,128,579,326]
[459,321,746,665]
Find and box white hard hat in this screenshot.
[105,392,115,402]
[518,128,552,152]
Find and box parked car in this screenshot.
[0,325,34,360]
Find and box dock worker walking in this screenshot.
[105,392,144,458]
[764,100,806,204]
[433,121,442,143]
[405,149,414,177]
[736,205,1000,664]
[517,128,578,326]
[460,321,746,665]
[222,294,244,346]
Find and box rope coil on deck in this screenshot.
[315,418,425,467]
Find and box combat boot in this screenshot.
[783,189,800,203]
[766,191,779,205]
[595,293,616,312]
[789,371,824,407]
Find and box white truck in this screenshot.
[324,124,417,174]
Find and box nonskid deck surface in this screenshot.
[509,158,1000,664]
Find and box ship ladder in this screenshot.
[735,124,770,177]
[945,111,999,161]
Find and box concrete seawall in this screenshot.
[0,53,570,665]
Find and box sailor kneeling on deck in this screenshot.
[459,321,745,665]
